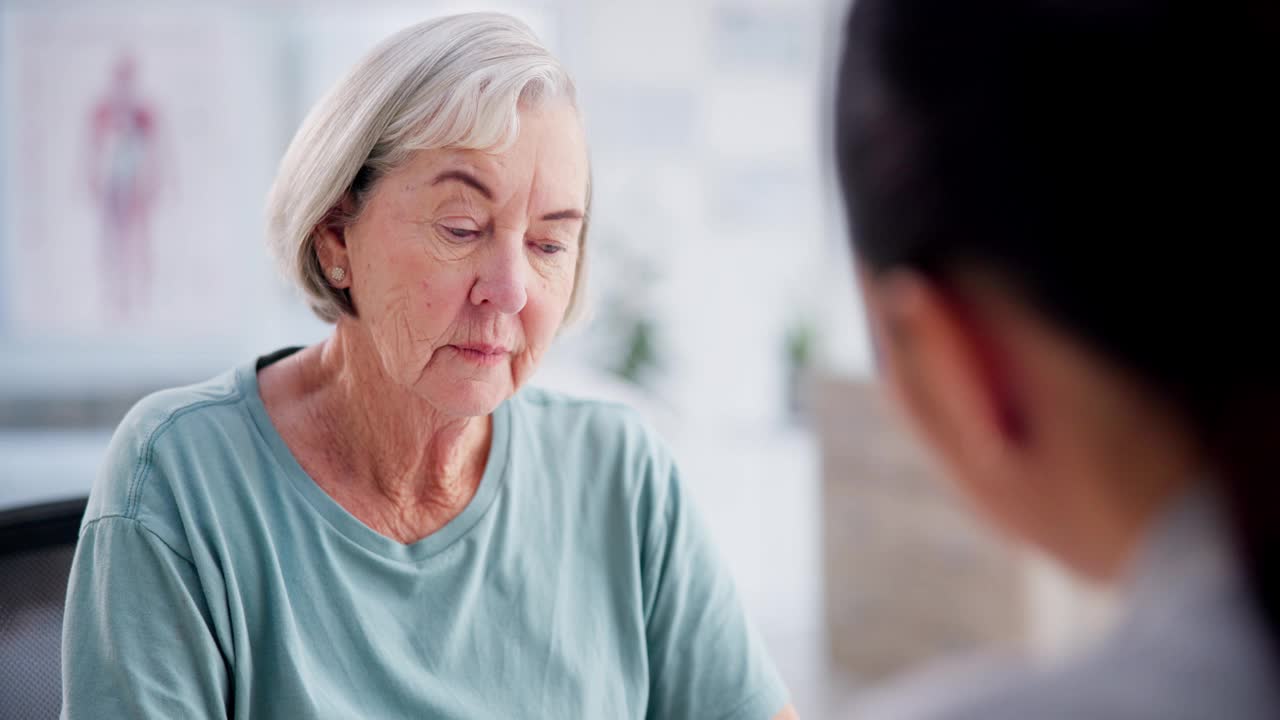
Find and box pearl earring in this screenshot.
[328,266,346,283]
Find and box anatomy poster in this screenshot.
[1,8,277,342]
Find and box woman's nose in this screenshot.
[468,233,528,314]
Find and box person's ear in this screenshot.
[865,268,1030,482]
[314,196,355,288]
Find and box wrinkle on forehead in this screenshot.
[395,106,587,218]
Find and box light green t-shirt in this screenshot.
[61,350,789,719]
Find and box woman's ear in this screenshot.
[864,268,1030,485]
[314,199,354,288]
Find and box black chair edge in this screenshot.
[0,497,88,555]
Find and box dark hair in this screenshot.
[835,0,1279,655]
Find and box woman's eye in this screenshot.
[535,243,564,255]
[441,225,479,240]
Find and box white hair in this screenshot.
[266,12,588,323]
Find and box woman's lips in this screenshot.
[447,343,509,366]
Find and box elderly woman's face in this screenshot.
[335,101,587,417]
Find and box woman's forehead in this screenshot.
[399,139,586,208]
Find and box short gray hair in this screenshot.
[266,12,588,323]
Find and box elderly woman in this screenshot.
[61,14,796,720]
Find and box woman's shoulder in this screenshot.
[85,365,255,535]
[512,385,670,455]
[118,367,246,442]
[508,385,680,505]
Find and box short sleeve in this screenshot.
[61,516,230,719]
[640,457,790,720]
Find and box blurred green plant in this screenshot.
[614,317,660,387]
[786,320,817,373]
[784,317,818,419]
[589,227,665,392]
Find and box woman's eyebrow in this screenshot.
[541,209,584,221]
[431,170,492,200]
[431,170,582,221]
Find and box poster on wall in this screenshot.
[0,7,278,347]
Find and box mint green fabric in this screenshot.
[61,352,788,719]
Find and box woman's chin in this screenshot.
[418,375,514,418]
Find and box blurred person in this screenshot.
[61,14,797,720]
[87,53,163,318]
[834,1,1278,718]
